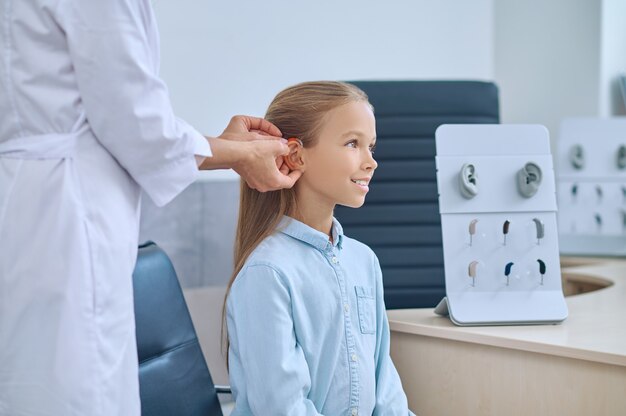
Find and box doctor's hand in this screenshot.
[219,115,283,142]
[198,115,302,191]
[233,139,303,192]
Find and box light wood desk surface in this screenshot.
[387,258,626,415]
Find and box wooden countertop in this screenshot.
[387,257,626,367]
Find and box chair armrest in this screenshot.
[214,385,231,394]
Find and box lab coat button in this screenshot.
[344,303,350,312]
[331,256,338,264]
[351,354,358,362]
[351,408,358,416]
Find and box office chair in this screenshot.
[335,80,500,309]
[133,241,230,416]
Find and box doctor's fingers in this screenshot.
[245,168,302,192]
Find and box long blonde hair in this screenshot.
[221,81,371,362]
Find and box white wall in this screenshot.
[154,0,494,141]
[599,0,626,117]
[494,0,602,145]
[494,0,626,148]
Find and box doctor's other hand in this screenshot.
[234,140,303,191]
[199,135,302,192]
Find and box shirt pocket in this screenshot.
[355,286,376,335]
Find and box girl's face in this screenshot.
[297,101,377,210]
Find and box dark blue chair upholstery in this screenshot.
[335,81,500,309]
[133,241,224,416]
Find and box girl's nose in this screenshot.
[364,151,378,171]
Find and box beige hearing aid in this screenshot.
[569,144,584,170]
[468,261,479,287]
[459,163,478,199]
[468,219,478,246]
[517,162,542,198]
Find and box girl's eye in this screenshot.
[346,139,358,148]
[369,145,376,154]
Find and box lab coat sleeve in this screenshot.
[227,264,323,416]
[53,0,211,207]
[372,254,416,416]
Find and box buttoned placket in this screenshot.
[323,242,360,415]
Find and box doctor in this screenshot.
[0,1,300,415]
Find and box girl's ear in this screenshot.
[285,138,305,171]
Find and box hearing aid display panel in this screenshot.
[557,118,626,256]
[434,124,567,326]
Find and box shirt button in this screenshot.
[351,408,358,416]
[344,303,350,312]
[331,256,338,264]
[351,354,358,362]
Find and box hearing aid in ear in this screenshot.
[287,137,303,147]
[569,144,585,170]
[459,163,478,199]
[468,261,479,287]
[284,137,304,170]
[517,162,542,198]
[617,145,626,170]
[537,259,546,285]
[504,262,514,286]
[533,218,544,245]
[468,219,478,246]
[503,220,510,245]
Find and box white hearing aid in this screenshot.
[569,144,584,170]
[517,162,542,198]
[459,163,478,199]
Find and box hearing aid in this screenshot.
[617,145,626,170]
[537,259,546,285]
[459,163,478,199]
[468,219,478,246]
[532,218,544,245]
[569,144,585,170]
[287,137,303,147]
[468,261,479,287]
[594,213,602,230]
[504,262,514,286]
[517,162,542,198]
[503,220,510,245]
[284,137,303,170]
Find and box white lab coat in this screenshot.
[0,1,210,414]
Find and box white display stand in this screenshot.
[557,118,626,256]
[434,125,568,326]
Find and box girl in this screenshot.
[225,81,415,415]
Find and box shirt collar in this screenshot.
[278,215,344,251]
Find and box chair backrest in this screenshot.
[133,241,223,416]
[335,81,500,309]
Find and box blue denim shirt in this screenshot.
[227,216,415,416]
